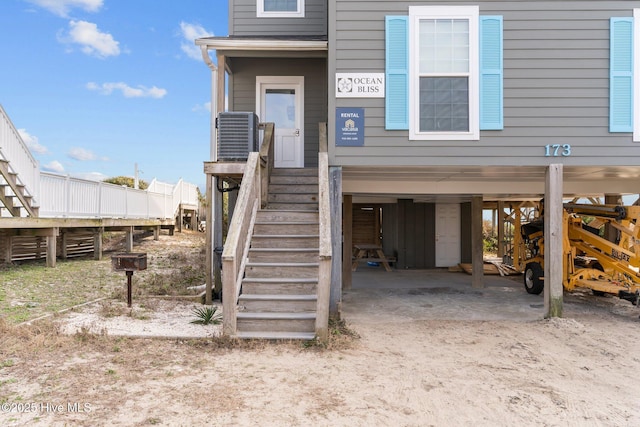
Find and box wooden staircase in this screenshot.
[0,159,38,217]
[236,168,320,339]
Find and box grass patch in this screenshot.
[0,232,207,324]
[0,260,122,324]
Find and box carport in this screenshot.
[342,267,545,323]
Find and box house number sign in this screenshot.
[544,144,571,157]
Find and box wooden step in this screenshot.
[236,312,315,333]
[235,331,316,340]
[238,294,317,312]
[269,175,318,185]
[245,262,318,279]
[256,210,318,221]
[248,248,319,263]
[269,184,318,193]
[253,221,318,235]
[268,193,318,204]
[241,278,318,295]
[271,168,318,176]
[250,234,319,248]
[266,203,319,211]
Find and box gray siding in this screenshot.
[329,0,640,167]
[231,0,327,36]
[229,57,328,166]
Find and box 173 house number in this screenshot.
[544,144,571,157]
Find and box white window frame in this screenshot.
[257,0,305,18]
[409,5,479,141]
[634,8,640,142]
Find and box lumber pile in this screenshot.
[458,260,520,276]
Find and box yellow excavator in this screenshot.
[517,202,640,306]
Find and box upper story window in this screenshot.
[385,8,503,136]
[258,0,305,18]
[409,6,479,140]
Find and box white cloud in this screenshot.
[42,161,65,173]
[179,22,213,60]
[27,0,103,17]
[17,128,48,155]
[86,82,167,99]
[59,20,120,58]
[192,102,211,113]
[68,147,97,161]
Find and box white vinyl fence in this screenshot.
[38,173,199,219]
[1,104,199,219]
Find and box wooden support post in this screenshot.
[190,210,198,231]
[94,228,103,261]
[61,231,68,259]
[342,194,353,290]
[2,234,12,263]
[125,227,134,252]
[153,226,160,241]
[177,205,183,233]
[227,181,238,227]
[329,166,343,317]
[545,164,563,318]
[46,228,58,268]
[205,174,214,305]
[497,200,505,259]
[471,196,484,288]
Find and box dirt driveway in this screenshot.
[2,232,640,426]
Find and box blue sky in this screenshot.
[0,0,227,190]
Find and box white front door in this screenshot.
[257,76,304,168]
[435,203,461,267]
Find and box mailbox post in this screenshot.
[111,253,147,307]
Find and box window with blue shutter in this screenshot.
[384,9,504,138]
[480,16,503,130]
[385,16,409,130]
[610,17,634,133]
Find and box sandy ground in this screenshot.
[57,299,222,339]
[2,233,640,426]
[1,291,639,426]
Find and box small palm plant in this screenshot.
[190,305,222,325]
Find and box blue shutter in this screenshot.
[385,16,409,130]
[610,17,634,133]
[480,16,503,130]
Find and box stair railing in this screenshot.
[0,104,40,213]
[221,122,274,336]
[259,123,275,208]
[316,122,331,340]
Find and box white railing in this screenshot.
[172,179,199,210]
[0,104,40,205]
[1,104,199,219]
[38,172,197,219]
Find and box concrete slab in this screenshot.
[342,267,546,324]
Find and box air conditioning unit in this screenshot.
[216,112,259,161]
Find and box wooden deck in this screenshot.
[0,217,175,267]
